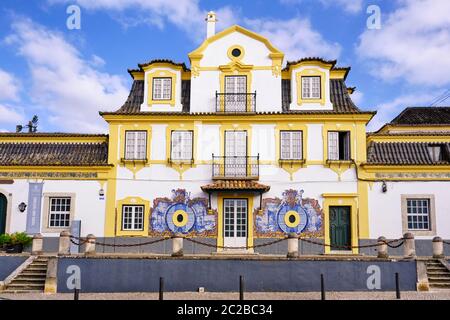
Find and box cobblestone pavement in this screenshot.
[1,291,450,300]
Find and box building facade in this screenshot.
[1,14,449,255]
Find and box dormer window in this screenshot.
[152,77,172,100]
[428,144,446,162]
[301,76,321,99]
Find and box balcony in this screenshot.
[212,155,259,180]
[215,92,256,113]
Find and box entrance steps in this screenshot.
[426,259,450,290]
[3,256,48,293]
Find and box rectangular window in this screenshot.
[428,145,444,162]
[328,131,350,160]
[48,197,71,228]
[171,130,193,161]
[406,199,430,231]
[302,76,321,99]
[122,205,144,231]
[125,131,147,160]
[280,131,303,160]
[152,77,172,100]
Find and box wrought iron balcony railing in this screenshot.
[215,92,256,113]
[212,154,259,180]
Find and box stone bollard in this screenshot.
[31,233,44,255]
[403,232,416,258]
[287,233,299,258]
[84,234,96,255]
[432,236,444,259]
[58,231,71,255]
[172,233,184,257]
[377,236,389,259]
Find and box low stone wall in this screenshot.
[0,256,27,281]
[57,257,417,293]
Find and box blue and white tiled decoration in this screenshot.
[150,189,216,237]
[256,189,323,237]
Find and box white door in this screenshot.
[225,76,247,111]
[223,199,248,249]
[225,131,247,177]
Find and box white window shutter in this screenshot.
[328,132,339,160]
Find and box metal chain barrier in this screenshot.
[299,237,405,250]
[69,235,170,247]
[69,234,404,251]
[443,240,450,246]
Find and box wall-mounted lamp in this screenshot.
[99,188,105,200]
[382,181,387,193]
[18,202,27,212]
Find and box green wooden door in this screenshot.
[0,193,7,235]
[330,206,351,250]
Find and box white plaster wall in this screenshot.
[140,67,183,112]
[307,124,324,161]
[151,124,167,160]
[196,124,220,161]
[251,124,276,161]
[290,66,333,110]
[200,32,273,67]
[2,180,106,237]
[368,181,450,239]
[190,31,282,113]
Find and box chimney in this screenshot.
[205,11,217,38]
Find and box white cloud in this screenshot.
[5,17,129,133]
[367,93,436,132]
[49,0,239,42]
[350,90,364,106]
[245,17,341,62]
[280,0,363,14]
[356,0,450,86]
[0,69,20,101]
[0,104,25,125]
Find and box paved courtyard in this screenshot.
[1,291,450,300]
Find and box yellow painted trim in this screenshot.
[141,62,185,72]
[219,123,252,159]
[227,45,245,61]
[118,124,152,177]
[0,136,108,143]
[130,71,144,81]
[296,69,326,106]
[275,123,308,179]
[219,65,253,112]
[172,209,188,227]
[147,69,176,106]
[330,69,349,80]
[115,196,150,237]
[376,124,450,135]
[217,193,255,252]
[102,113,375,123]
[104,124,119,236]
[322,193,359,254]
[165,122,198,179]
[189,25,284,60]
[367,135,450,143]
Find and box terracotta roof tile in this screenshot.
[390,107,450,125]
[0,142,110,166]
[201,180,270,192]
[367,142,450,165]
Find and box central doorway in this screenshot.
[223,198,248,249]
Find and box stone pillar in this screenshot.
[287,233,299,258]
[84,234,96,255]
[172,233,184,257]
[377,236,389,259]
[432,236,444,259]
[31,233,43,255]
[403,232,416,258]
[58,231,71,255]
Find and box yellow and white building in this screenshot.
[1,13,449,255]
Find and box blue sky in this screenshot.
[0,0,449,133]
